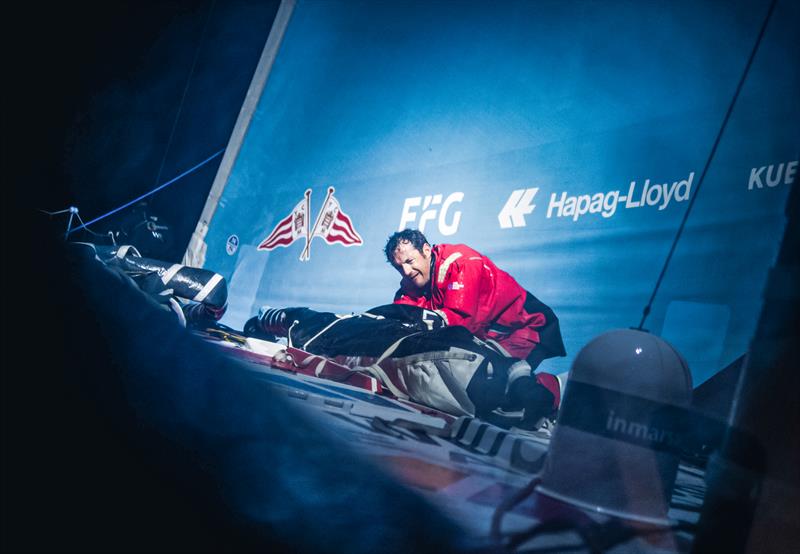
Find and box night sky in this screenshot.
[6,1,279,261]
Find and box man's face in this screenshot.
[392,240,432,290]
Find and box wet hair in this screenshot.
[384,229,429,264]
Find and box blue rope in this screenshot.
[68,148,225,235]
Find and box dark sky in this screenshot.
[5,1,279,261]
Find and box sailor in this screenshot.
[385,229,567,423]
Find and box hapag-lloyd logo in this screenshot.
[546,172,694,222]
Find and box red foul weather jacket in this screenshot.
[394,243,566,365]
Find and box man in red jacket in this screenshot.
[386,229,566,423]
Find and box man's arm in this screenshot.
[393,287,427,306]
[432,255,486,334]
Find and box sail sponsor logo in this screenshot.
[398,192,464,235]
[748,160,797,190]
[258,187,363,261]
[225,234,239,255]
[546,172,694,222]
[498,188,538,228]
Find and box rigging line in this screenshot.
[67,147,225,235]
[38,207,89,238]
[39,207,77,216]
[637,0,778,331]
[73,211,105,237]
[151,0,216,192]
[65,210,75,239]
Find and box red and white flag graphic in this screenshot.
[301,187,363,260]
[257,190,310,258]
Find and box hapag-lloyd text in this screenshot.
[547,172,694,221]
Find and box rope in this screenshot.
[73,210,106,238]
[65,147,224,235]
[637,0,778,330]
